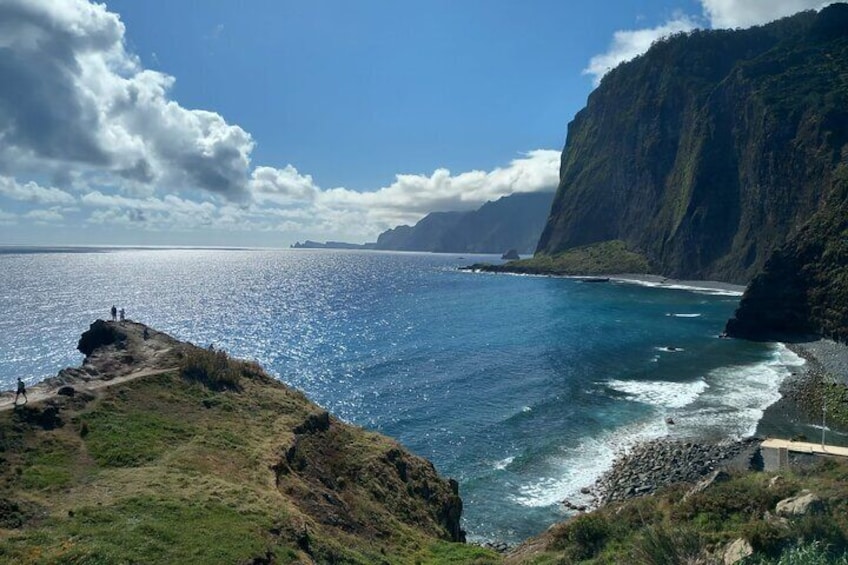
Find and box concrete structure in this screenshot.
[761,438,848,471]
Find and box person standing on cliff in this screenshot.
[119,308,125,322]
[14,377,27,406]
[111,305,117,321]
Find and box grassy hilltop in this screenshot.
[0,321,491,564]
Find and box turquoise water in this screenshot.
[0,247,802,542]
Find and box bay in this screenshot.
[0,247,801,542]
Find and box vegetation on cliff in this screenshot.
[464,240,651,276]
[505,459,848,564]
[726,165,848,343]
[537,4,848,288]
[0,321,490,564]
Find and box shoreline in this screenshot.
[587,337,848,509]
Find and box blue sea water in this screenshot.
[0,247,803,542]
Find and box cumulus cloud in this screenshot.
[76,150,561,240]
[0,0,253,199]
[0,0,560,243]
[0,176,75,205]
[25,208,64,223]
[584,0,829,84]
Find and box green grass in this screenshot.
[491,240,652,276]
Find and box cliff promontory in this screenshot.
[0,321,486,563]
[537,4,848,288]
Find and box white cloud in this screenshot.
[0,0,253,199]
[313,149,561,236]
[25,208,64,222]
[0,176,75,205]
[0,0,561,244]
[584,0,829,85]
[702,0,829,28]
[583,15,698,86]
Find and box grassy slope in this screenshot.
[468,240,652,276]
[0,347,495,564]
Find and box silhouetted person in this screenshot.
[119,308,125,322]
[143,327,150,340]
[111,305,117,321]
[15,377,27,406]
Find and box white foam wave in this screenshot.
[672,343,806,439]
[610,277,744,296]
[607,378,708,408]
[666,313,702,318]
[511,418,668,508]
[655,346,685,352]
[493,456,515,471]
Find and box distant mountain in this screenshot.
[375,191,556,254]
[290,240,375,250]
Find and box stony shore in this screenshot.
[576,337,848,510]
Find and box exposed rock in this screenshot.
[775,489,824,517]
[723,538,753,565]
[683,469,730,501]
[593,438,759,504]
[502,249,520,260]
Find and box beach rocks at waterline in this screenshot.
[592,438,761,504]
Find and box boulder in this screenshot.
[775,490,823,517]
[723,538,753,564]
[501,249,520,260]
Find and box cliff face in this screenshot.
[537,5,848,285]
[726,165,848,342]
[0,321,475,563]
[376,191,555,254]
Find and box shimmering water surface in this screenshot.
[0,247,802,542]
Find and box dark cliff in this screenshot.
[376,191,555,254]
[537,5,848,285]
[726,165,848,342]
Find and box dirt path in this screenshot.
[0,365,179,413]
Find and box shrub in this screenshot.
[629,523,703,565]
[555,513,612,561]
[180,347,242,391]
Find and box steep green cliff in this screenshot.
[537,4,848,285]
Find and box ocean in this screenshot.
[0,247,804,543]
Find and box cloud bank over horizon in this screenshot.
[584,0,831,85]
[0,0,560,245]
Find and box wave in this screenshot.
[664,343,805,440]
[666,313,702,318]
[655,346,685,352]
[610,277,744,297]
[510,418,669,508]
[512,344,805,510]
[607,378,709,409]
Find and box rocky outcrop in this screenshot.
[537,4,848,286]
[775,490,824,517]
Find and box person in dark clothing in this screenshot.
[14,377,27,406]
[111,305,117,321]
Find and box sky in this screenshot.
[0,0,832,247]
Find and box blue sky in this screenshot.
[0,0,830,247]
